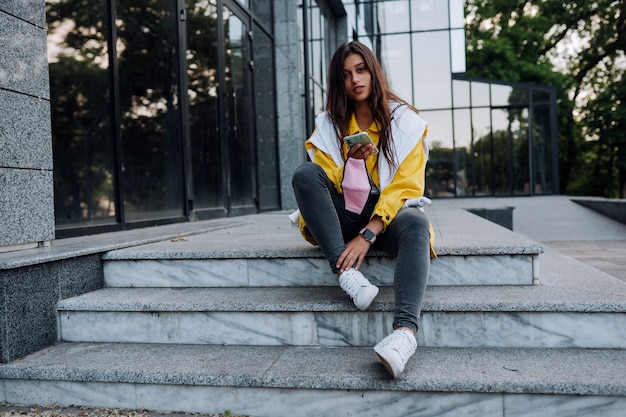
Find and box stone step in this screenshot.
[1,342,625,417]
[57,249,626,350]
[101,209,542,287]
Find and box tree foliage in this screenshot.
[465,0,626,197]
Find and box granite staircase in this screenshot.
[1,209,626,416]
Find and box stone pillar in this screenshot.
[273,0,307,211]
[0,2,55,252]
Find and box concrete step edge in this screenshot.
[1,343,625,397]
[56,285,626,314]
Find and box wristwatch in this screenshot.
[359,228,377,244]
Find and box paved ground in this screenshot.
[432,195,626,282]
[541,240,626,281]
[0,404,244,417]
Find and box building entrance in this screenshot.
[186,1,257,219]
[47,0,268,237]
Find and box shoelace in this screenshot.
[341,269,367,297]
[384,331,416,362]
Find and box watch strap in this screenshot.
[359,228,376,243]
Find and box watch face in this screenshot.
[361,228,375,241]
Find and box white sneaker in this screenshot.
[374,329,417,378]
[338,268,379,310]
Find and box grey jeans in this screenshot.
[292,162,431,334]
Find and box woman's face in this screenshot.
[343,53,372,105]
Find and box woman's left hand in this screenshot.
[336,235,372,274]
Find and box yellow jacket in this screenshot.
[299,104,436,258]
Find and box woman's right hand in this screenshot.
[347,143,376,160]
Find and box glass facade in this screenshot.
[47,0,279,236]
[300,0,558,198]
[46,0,559,237]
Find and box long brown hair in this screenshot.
[326,41,418,169]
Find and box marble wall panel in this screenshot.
[419,311,626,348]
[102,254,535,288]
[4,379,626,417]
[59,311,320,346]
[59,308,626,349]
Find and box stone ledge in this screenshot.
[2,343,625,396]
[571,196,626,225]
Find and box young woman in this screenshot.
[291,41,435,378]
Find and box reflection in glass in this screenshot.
[116,0,184,221]
[470,108,492,196]
[251,0,271,24]
[449,0,465,28]
[422,110,455,197]
[252,23,279,210]
[47,0,117,227]
[531,103,553,194]
[380,34,413,104]
[411,0,449,31]
[375,0,410,34]
[453,80,470,108]
[187,0,223,210]
[453,109,472,196]
[492,107,530,195]
[471,82,490,107]
[450,28,466,73]
[492,84,529,107]
[491,84,513,107]
[412,31,452,109]
[224,6,255,210]
[303,0,332,131]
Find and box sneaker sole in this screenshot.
[355,285,379,310]
[374,348,400,378]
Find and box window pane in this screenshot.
[412,31,452,109]
[453,109,472,196]
[253,23,279,210]
[116,0,184,221]
[492,107,529,195]
[251,0,271,25]
[449,0,465,28]
[532,88,550,104]
[379,34,413,104]
[375,0,410,34]
[453,80,470,108]
[491,84,513,107]
[224,7,255,209]
[47,0,117,227]
[471,82,490,107]
[411,0,449,31]
[450,28,466,73]
[471,107,492,196]
[422,110,455,197]
[187,0,223,210]
[532,104,554,195]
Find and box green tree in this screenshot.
[465,0,625,197]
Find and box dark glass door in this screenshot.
[50,0,267,236]
[116,0,185,223]
[223,4,256,214]
[186,0,256,218]
[186,0,225,215]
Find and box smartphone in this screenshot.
[343,132,379,154]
